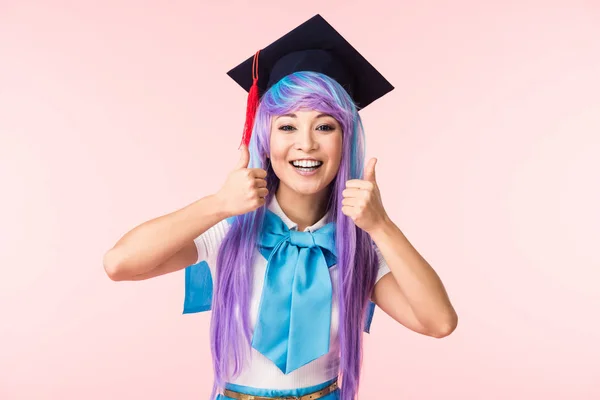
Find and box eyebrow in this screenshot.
[276,113,333,120]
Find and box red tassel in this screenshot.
[240,50,261,148]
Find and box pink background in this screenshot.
[1,1,599,399]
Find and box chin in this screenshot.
[287,178,335,197]
[295,186,324,196]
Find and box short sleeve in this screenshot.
[194,218,231,265]
[373,244,391,284]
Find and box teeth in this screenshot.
[291,160,322,168]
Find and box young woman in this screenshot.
[104,14,457,400]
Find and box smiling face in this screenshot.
[269,109,343,198]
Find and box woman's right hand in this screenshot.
[215,144,268,218]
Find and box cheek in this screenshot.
[324,135,343,165]
[269,146,286,164]
[269,133,288,162]
[268,144,290,170]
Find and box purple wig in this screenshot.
[209,71,379,400]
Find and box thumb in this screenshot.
[235,144,250,170]
[364,158,377,182]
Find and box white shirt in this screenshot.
[194,194,391,389]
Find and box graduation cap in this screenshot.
[227,14,395,147]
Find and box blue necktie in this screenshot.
[252,209,337,374]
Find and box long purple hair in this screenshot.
[209,71,379,400]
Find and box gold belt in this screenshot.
[222,380,338,400]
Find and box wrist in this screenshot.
[368,214,394,241]
[210,193,232,220]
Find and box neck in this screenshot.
[275,185,330,231]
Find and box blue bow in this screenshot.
[181,215,378,340]
[252,209,337,374]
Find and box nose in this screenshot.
[294,127,317,151]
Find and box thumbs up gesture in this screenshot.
[341,158,389,234]
[215,144,269,218]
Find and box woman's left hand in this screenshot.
[342,158,390,235]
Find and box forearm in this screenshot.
[370,218,457,332]
[104,194,228,277]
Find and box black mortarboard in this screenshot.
[228,14,394,147]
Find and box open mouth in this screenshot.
[289,160,323,172]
